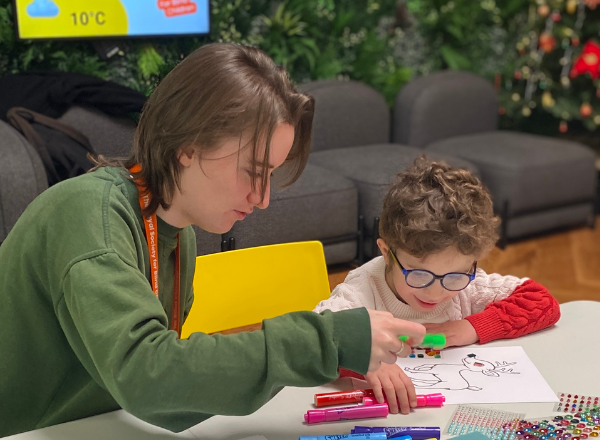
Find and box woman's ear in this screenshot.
[377,239,391,265]
[178,146,195,167]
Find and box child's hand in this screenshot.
[365,362,416,415]
[423,320,479,347]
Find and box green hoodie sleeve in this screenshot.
[58,250,371,432]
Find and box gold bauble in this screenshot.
[566,0,577,14]
[542,92,555,108]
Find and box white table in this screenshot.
[7,301,600,440]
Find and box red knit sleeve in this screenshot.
[464,279,560,344]
[338,366,365,380]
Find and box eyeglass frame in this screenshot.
[388,249,477,291]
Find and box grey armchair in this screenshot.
[394,71,597,245]
[299,79,480,258]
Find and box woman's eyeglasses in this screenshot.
[389,250,477,291]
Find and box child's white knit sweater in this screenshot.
[314,256,529,323]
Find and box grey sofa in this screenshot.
[4,74,594,263]
[0,81,477,264]
[394,71,597,244]
[299,79,480,257]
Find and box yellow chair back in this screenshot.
[181,241,331,337]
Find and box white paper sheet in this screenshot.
[394,346,558,404]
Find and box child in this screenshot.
[314,157,560,415]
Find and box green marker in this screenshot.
[399,333,446,349]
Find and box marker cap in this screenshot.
[362,394,445,407]
[416,393,445,407]
[304,410,326,424]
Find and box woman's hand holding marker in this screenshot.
[366,309,426,371]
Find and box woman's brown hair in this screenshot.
[380,156,500,260]
[95,43,314,216]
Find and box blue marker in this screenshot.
[352,427,441,440]
[298,434,388,440]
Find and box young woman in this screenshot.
[0,43,425,436]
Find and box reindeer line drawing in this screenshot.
[403,353,520,391]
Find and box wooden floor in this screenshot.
[328,218,600,304]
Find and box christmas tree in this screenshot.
[499,0,600,133]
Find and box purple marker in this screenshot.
[351,427,441,440]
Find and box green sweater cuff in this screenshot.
[331,307,371,375]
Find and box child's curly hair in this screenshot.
[379,156,500,259]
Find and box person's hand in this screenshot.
[367,309,426,372]
[423,319,478,347]
[365,362,416,414]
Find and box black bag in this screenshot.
[7,107,97,186]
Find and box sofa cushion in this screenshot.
[224,163,358,265]
[59,106,136,159]
[297,80,389,152]
[393,71,498,148]
[309,143,480,233]
[426,131,597,216]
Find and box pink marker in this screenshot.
[314,390,445,407]
[362,393,445,407]
[304,403,389,424]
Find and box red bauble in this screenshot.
[583,0,600,9]
[572,37,581,47]
[580,103,593,118]
[514,71,522,80]
[551,12,562,22]
[570,40,600,79]
[559,121,568,133]
[539,32,557,53]
[498,107,506,115]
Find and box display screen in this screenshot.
[14,0,210,40]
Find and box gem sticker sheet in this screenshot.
[513,408,600,440]
[446,404,525,439]
[555,393,600,413]
[446,406,600,440]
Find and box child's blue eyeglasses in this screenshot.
[389,250,477,291]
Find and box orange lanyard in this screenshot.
[129,164,181,336]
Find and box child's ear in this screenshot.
[377,239,390,265]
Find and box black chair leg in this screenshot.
[498,200,509,250]
[221,237,229,252]
[372,217,380,258]
[229,237,236,251]
[357,215,365,265]
[586,211,596,229]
